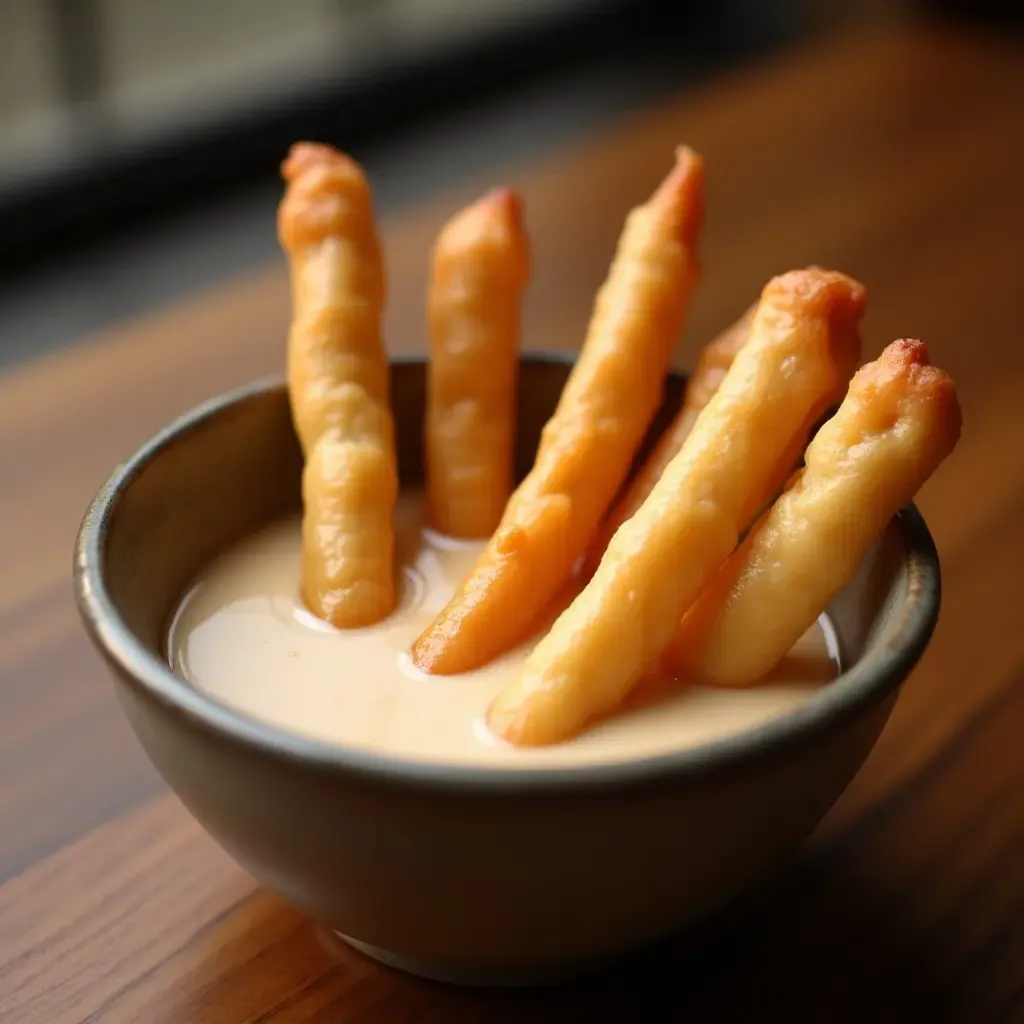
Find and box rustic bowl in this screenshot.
[74,353,940,986]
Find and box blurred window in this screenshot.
[0,0,603,197]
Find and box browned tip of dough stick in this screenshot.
[734,268,865,530]
[279,143,376,251]
[278,142,398,628]
[411,146,706,675]
[740,265,863,524]
[582,303,756,576]
[486,267,866,746]
[426,186,530,539]
[663,338,961,686]
[656,146,706,243]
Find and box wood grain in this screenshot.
[2,19,1023,1022]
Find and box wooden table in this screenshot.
[2,21,1023,1023]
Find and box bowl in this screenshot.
[74,353,940,987]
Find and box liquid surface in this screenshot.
[170,495,840,768]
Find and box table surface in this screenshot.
[2,20,1023,1024]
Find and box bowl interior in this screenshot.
[82,353,937,780]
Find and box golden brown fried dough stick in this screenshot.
[411,147,706,674]
[426,188,530,538]
[279,142,398,628]
[583,304,755,575]
[488,268,866,745]
[663,339,961,685]
[588,265,864,576]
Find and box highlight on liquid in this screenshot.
[169,494,841,768]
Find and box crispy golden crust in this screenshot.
[583,303,756,575]
[586,266,865,578]
[411,147,706,674]
[426,187,530,538]
[663,338,961,685]
[278,142,398,628]
[736,268,865,528]
[278,143,375,251]
[487,268,866,746]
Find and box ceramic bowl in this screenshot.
[74,353,940,986]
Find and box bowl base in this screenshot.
[335,932,599,988]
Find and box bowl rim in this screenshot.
[74,350,941,794]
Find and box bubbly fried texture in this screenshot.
[410,147,706,674]
[663,338,961,685]
[487,268,866,745]
[426,188,530,538]
[583,303,756,575]
[412,149,706,673]
[278,142,398,628]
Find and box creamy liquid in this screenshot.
[170,494,840,768]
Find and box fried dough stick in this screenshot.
[587,268,864,574]
[410,147,706,674]
[426,188,530,538]
[663,339,961,685]
[488,268,866,745]
[279,143,398,627]
[582,304,755,574]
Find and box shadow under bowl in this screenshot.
[74,352,941,987]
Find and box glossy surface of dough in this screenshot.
[279,143,398,627]
[426,188,530,538]
[664,338,962,684]
[489,268,866,745]
[411,147,706,674]
[584,303,755,574]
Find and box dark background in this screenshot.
[0,0,1018,367]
